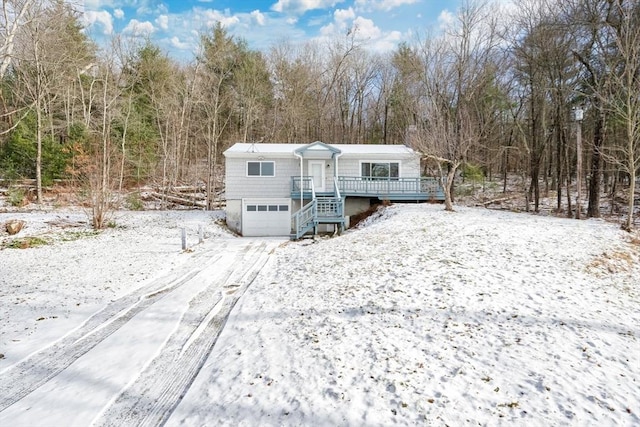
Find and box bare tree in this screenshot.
[268,40,323,142]
[413,0,503,210]
[0,0,33,80]
[11,0,91,201]
[197,24,242,209]
[600,0,640,230]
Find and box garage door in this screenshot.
[242,198,291,237]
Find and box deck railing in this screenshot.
[291,176,443,200]
[317,197,343,219]
[336,176,442,199]
[291,176,314,195]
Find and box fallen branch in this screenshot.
[481,196,517,207]
[147,192,206,208]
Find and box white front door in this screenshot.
[308,160,326,192]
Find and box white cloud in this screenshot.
[438,9,455,29]
[251,10,266,26]
[355,0,418,12]
[83,10,114,35]
[351,16,381,40]
[334,7,355,23]
[156,14,169,31]
[319,11,396,51]
[201,9,240,28]
[271,0,346,14]
[319,7,356,36]
[170,36,191,50]
[113,8,124,19]
[135,1,168,16]
[371,29,402,51]
[123,19,155,37]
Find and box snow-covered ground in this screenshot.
[1,203,639,426]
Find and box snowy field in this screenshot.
[1,203,639,426]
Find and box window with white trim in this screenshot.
[247,161,275,177]
[361,162,399,179]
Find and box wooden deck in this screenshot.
[291,176,445,201]
[290,176,443,239]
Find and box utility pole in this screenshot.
[574,107,584,219]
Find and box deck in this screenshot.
[290,176,444,239]
[291,176,445,201]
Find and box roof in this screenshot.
[223,142,417,157]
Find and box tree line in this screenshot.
[0,0,638,229]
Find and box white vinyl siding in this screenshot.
[226,157,298,199]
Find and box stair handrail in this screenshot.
[333,176,341,199]
[333,177,343,218]
[292,198,317,239]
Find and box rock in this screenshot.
[5,220,25,235]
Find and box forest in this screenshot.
[0,0,638,229]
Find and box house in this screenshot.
[223,141,444,238]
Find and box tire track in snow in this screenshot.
[0,243,228,412]
[92,241,271,427]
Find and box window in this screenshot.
[247,161,275,177]
[361,162,399,179]
[247,205,257,212]
[278,205,289,212]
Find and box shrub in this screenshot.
[7,187,26,207]
[0,113,74,185]
[461,163,485,183]
[3,236,49,249]
[126,192,144,211]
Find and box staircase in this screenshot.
[291,179,345,240]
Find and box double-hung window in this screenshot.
[361,162,399,180]
[247,161,275,177]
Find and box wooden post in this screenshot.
[198,224,203,244]
[181,227,186,250]
[574,107,584,219]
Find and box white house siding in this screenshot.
[225,157,299,200]
[226,200,242,234]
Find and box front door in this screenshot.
[308,160,325,192]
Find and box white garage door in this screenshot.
[242,198,291,237]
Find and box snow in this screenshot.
[1,204,639,426]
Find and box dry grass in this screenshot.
[349,201,390,228]
[588,249,638,275]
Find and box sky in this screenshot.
[81,0,465,61]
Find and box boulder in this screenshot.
[5,220,25,235]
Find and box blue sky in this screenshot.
[82,0,464,60]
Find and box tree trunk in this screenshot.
[35,97,43,203]
[587,106,604,218]
[530,160,541,213]
[623,118,636,231]
[442,163,458,212]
